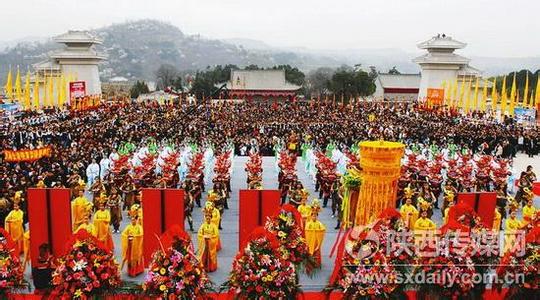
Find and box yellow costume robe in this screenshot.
[75,222,97,236]
[413,217,437,254]
[94,209,114,251]
[72,196,91,230]
[504,217,523,253]
[305,219,326,266]
[5,209,24,253]
[523,205,537,223]
[400,204,419,229]
[197,222,219,272]
[493,209,502,231]
[297,204,312,227]
[121,223,144,277]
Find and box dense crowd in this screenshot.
[1,101,539,214]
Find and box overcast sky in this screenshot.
[1,0,539,57]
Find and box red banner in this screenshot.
[69,81,86,99]
[3,147,52,162]
[457,192,497,227]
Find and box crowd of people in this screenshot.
[0,100,539,281]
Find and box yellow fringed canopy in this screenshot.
[354,141,404,226]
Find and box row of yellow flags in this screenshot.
[3,66,77,110]
[440,72,540,116]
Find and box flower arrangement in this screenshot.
[264,205,316,272]
[0,228,25,294]
[225,227,299,299]
[143,226,211,299]
[336,248,398,299]
[496,227,540,296]
[415,230,477,298]
[52,229,121,299]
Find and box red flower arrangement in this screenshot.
[143,225,211,299]
[264,204,317,273]
[51,229,121,299]
[0,228,25,294]
[496,226,540,295]
[225,227,299,299]
[415,228,477,298]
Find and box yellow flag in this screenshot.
[23,72,31,110]
[56,75,63,107]
[15,67,22,102]
[458,77,466,110]
[472,77,479,111]
[452,78,458,108]
[4,67,13,101]
[523,72,529,108]
[534,73,540,109]
[491,79,498,112]
[501,76,507,115]
[58,74,65,109]
[464,77,472,114]
[48,75,54,107]
[33,73,40,109]
[509,72,517,116]
[481,79,488,112]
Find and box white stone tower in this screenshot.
[33,30,106,102]
[413,34,480,99]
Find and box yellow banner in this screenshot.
[3,147,52,162]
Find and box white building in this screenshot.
[33,30,106,105]
[413,34,482,99]
[373,73,421,101]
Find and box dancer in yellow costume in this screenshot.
[522,189,536,224]
[504,207,524,253]
[129,204,143,225]
[5,197,24,254]
[297,197,312,228]
[493,207,502,231]
[75,215,96,236]
[121,213,144,277]
[93,196,114,251]
[72,189,91,230]
[442,200,455,225]
[400,194,418,230]
[198,205,219,272]
[413,209,437,255]
[305,200,326,267]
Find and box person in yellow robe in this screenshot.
[400,196,418,230]
[523,197,537,224]
[305,201,326,267]
[121,214,144,277]
[5,201,24,254]
[297,197,312,228]
[72,190,91,231]
[442,200,455,225]
[76,215,96,236]
[414,210,437,255]
[129,204,143,226]
[93,199,114,251]
[204,201,221,251]
[198,208,219,272]
[493,208,502,231]
[504,208,524,253]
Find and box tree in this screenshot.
[388,66,400,75]
[328,66,376,99]
[271,65,305,86]
[306,67,334,98]
[130,80,150,98]
[155,64,180,90]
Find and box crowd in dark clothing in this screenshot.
[1,101,539,207]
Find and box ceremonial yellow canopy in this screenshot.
[354,140,404,226]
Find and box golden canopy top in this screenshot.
[359,140,405,151]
